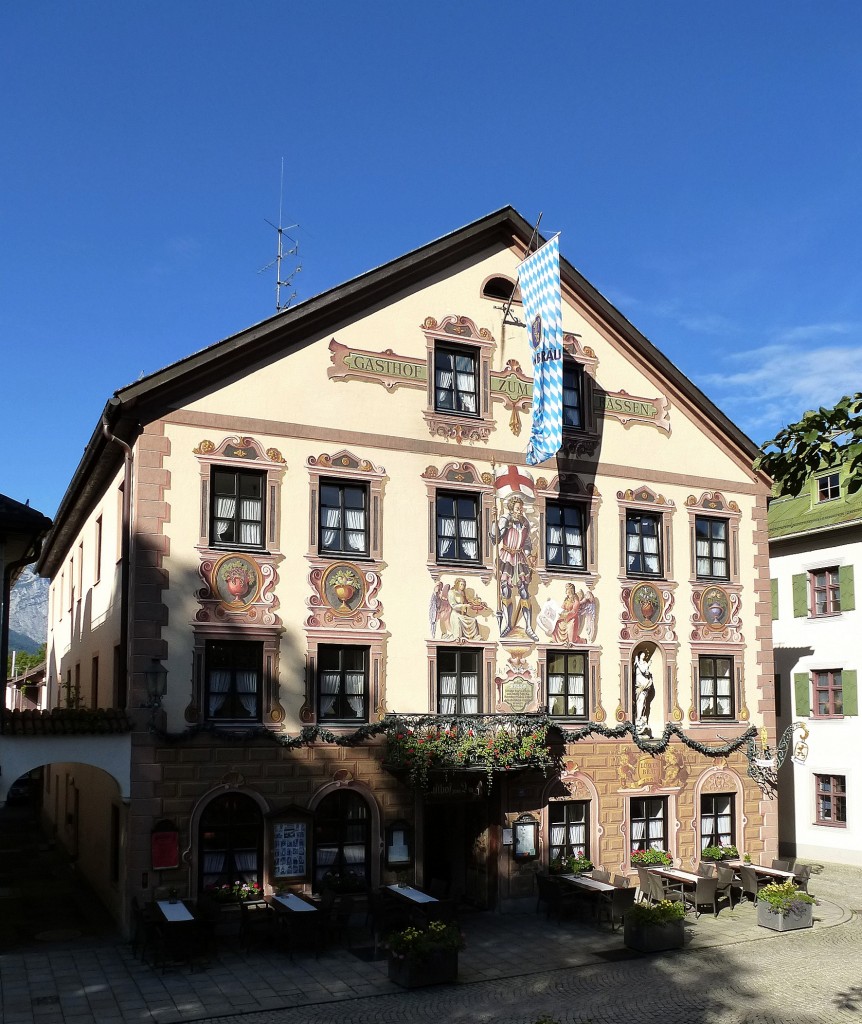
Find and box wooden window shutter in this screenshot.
[793,672,810,717]
[843,670,858,716]
[771,578,779,620]
[839,565,856,612]
[792,573,808,617]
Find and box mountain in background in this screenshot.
[9,565,48,652]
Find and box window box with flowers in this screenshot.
[383,717,555,791]
[700,844,738,862]
[623,898,685,952]
[630,848,672,867]
[756,880,815,932]
[549,854,593,875]
[202,880,264,904]
[387,920,464,988]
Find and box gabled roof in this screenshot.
[769,463,862,541]
[0,493,52,581]
[38,205,764,575]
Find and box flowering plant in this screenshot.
[630,848,672,866]
[203,880,264,902]
[387,920,464,962]
[701,844,738,861]
[384,722,555,790]
[626,898,685,925]
[756,880,816,916]
[321,870,366,894]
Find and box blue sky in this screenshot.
[3,2,862,517]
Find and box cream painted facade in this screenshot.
[34,208,776,931]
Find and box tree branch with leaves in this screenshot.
[755,393,862,497]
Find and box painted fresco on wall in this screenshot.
[212,554,262,608]
[537,583,597,644]
[490,465,540,641]
[197,555,279,625]
[630,583,663,629]
[306,564,384,631]
[495,648,539,713]
[321,563,366,615]
[620,584,676,644]
[690,585,743,644]
[429,578,491,641]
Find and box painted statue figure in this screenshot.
[445,578,486,640]
[490,495,538,640]
[633,648,655,738]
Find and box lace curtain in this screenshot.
[214,497,236,542]
[320,670,340,717]
[239,497,261,546]
[458,516,478,560]
[345,670,365,716]
[208,670,231,716]
[437,514,456,559]
[236,670,258,716]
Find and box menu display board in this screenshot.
[272,820,308,879]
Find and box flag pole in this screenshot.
[500,212,543,329]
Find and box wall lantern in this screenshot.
[143,658,168,708]
[385,820,412,869]
[512,813,539,861]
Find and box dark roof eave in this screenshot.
[39,205,765,572]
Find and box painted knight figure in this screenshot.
[490,466,539,641]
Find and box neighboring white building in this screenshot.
[771,463,860,865]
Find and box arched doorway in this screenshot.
[312,789,370,891]
[198,792,263,893]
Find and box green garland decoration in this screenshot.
[152,713,761,789]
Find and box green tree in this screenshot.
[6,643,46,678]
[755,393,862,497]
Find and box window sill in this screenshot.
[319,551,372,561]
[811,714,844,720]
[813,820,847,829]
[318,719,370,729]
[809,611,843,619]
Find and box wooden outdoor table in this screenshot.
[725,861,795,881]
[385,884,439,904]
[649,867,699,886]
[156,899,195,922]
[559,873,616,893]
[271,893,318,913]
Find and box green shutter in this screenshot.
[839,565,855,612]
[771,578,779,620]
[792,573,808,618]
[843,670,857,716]
[794,672,811,717]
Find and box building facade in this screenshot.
[771,461,861,865]
[32,208,776,931]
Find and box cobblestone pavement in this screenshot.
[0,862,859,1024]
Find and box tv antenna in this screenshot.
[259,158,301,312]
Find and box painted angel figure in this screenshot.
[445,578,487,640]
[428,581,451,638]
[546,585,597,644]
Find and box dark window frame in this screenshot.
[318,479,370,558]
[435,490,481,565]
[204,639,263,723]
[815,773,846,827]
[199,792,264,892]
[694,516,729,581]
[562,359,584,430]
[210,466,266,550]
[433,343,479,417]
[625,510,663,578]
[699,655,735,720]
[313,790,370,892]
[317,645,369,723]
[630,796,668,855]
[548,800,590,863]
[810,567,841,617]
[437,647,482,715]
[547,650,587,720]
[545,500,586,571]
[812,669,843,717]
[700,792,735,848]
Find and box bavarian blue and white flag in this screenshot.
[520,233,563,465]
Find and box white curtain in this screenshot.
[565,524,584,565]
[459,516,478,560]
[214,497,236,541]
[208,670,230,716]
[550,824,565,849]
[345,509,366,551]
[631,820,646,843]
[547,523,562,563]
[438,514,456,558]
[320,670,340,717]
[345,670,365,716]
[322,507,340,549]
[439,672,457,715]
[235,849,258,881]
[343,844,365,865]
[236,670,258,716]
[461,671,479,714]
[648,807,664,847]
[316,847,337,867]
[568,821,586,850]
[455,354,476,412]
[203,852,226,875]
[436,366,453,408]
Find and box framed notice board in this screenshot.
[268,806,312,882]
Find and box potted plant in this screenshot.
[623,898,685,953]
[701,843,738,861]
[566,853,594,874]
[630,848,672,867]
[387,920,464,988]
[756,880,815,932]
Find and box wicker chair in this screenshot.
[698,861,717,877]
[597,886,637,931]
[739,864,767,903]
[772,858,792,871]
[794,865,812,893]
[591,869,611,883]
[715,863,737,911]
[613,874,631,888]
[685,876,719,918]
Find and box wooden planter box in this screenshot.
[388,950,458,988]
[756,901,813,932]
[623,918,684,953]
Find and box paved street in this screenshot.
[1,860,860,1024]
